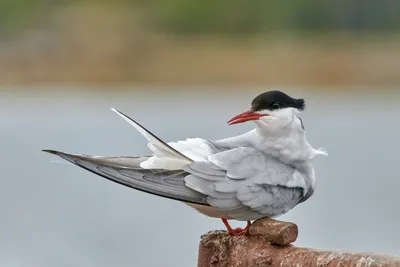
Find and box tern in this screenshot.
[43,90,327,236]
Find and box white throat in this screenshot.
[252,108,327,164]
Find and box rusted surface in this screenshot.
[249,217,298,246]
[198,218,400,267]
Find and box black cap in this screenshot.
[251,90,305,112]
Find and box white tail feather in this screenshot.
[50,160,73,165]
[315,147,328,156]
[111,108,193,170]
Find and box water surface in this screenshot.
[1,88,399,266]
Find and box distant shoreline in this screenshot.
[1,4,400,87]
[1,37,399,87]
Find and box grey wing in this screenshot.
[43,147,307,220]
[43,150,208,205]
[183,147,306,220]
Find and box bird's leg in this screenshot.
[221,218,234,233]
[221,218,252,236]
[244,220,251,232]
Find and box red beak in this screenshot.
[227,110,268,125]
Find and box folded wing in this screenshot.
[183,147,306,220]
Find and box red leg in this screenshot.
[221,218,252,236]
[244,220,251,232]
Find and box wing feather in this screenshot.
[111,108,193,170]
[184,147,307,219]
[43,150,207,205]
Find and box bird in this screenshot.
[43,90,327,236]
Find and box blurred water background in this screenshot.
[1,1,400,267]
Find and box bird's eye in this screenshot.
[271,102,280,110]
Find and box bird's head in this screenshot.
[227,90,305,133]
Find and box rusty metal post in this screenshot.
[198,218,400,267]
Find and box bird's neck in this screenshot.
[215,117,326,164]
[254,117,316,164]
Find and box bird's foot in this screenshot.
[229,227,248,236]
[221,218,251,236]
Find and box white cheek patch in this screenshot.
[270,108,294,118]
[257,110,270,115]
[257,108,294,118]
[258,108,294,124]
